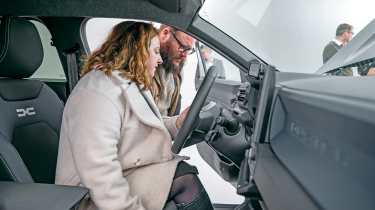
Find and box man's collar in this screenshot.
[333,38,344,46]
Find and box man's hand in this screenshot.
[176,107,190,129]
[367,67,375,76]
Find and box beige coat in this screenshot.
[55,70,185,210]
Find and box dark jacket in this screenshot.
[322,41,341,64]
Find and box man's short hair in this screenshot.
[336,23,353,36]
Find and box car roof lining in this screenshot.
[1,0,201,31]
[1,0,256,73]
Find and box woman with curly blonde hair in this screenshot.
[56,22,213,210]
[81,22,156,89]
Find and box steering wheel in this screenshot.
[172,66,217,153]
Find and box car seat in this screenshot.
[0,16,64,184]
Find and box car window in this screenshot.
[197,43,242,82]
[85,18,242,83]
[200,0,375,75]
[85,18,157,52]
[84,18,244,204]
[30,20,66,81]
[85,18,127,52]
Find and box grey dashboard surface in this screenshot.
[267,75,375,210]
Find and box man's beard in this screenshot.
[161,49,185,74]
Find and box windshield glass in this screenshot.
[199,0,375,73]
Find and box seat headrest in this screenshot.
[0,17,44,79]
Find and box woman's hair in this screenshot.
[81,22,158,89]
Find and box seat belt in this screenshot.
[137,85,161,120]
[64,44,80,94]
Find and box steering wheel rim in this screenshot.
[172,66,217,154]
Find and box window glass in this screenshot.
[30,20,66,81]
[85,18,126,52]
[85,19,242,83]
[200,0,375,74]
[85,18,157,52]
[197,43,242,82]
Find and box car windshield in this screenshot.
[199,0,375,73]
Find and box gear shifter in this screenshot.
[217,109,240,135]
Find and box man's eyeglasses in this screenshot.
[171,31,195,55]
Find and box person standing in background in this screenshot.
[323,23,354,64]
[322,23,354,76]
[200,45,226,79]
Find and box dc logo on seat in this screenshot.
[16,107,36,117]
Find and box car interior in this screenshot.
[0,16,87,209]
[1,1,375,210]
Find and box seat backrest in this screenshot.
[0,16,64,184]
